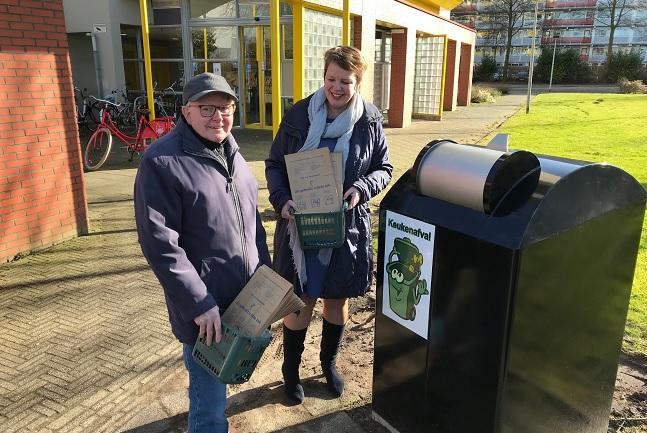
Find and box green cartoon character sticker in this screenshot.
[387,237,429,321]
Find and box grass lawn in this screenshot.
[488,93,647,356]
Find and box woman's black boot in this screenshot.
[281,324,307,404]
[320,318,345,397]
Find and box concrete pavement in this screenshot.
[0,94,527,433]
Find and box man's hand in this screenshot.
[343,187,361,210]
[281,199,297,220]
[194,306,222,346]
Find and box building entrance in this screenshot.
[243,26,272,129]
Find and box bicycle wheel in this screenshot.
[84,128,112,171]
[120,105,137,135]
[84,103,101,132]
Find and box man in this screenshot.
[134,72,270,433]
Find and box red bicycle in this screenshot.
[83,100,175,171]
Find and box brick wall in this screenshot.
[443,40,457,111]
[388,29,407,128]
[458,42,473,106]
[353,16,362,50]
[0,0,89,263]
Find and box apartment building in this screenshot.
[452,0,647,77]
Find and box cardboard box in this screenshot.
[221,265,304,337]
[285,148,341,214]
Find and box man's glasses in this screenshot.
[193,104,236,118]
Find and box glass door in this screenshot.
[243,26,272,129]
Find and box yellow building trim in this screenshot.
[203,28,208,73]
[342,0,350,45]
[439,35,448,119]
[397,0,463,14]
[303,1,342,17]
[256,26,265,127]
[138,0,155,120]
[270,0,282,137]
[292,0,304,103]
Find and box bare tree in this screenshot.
[484,0,535,78]
[595,0,636,62]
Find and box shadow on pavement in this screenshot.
[82,228,137,236]
[0,263,150,291]
[269,403,393,433]
[227,375,341,418]
[121,412,187,433]
[88,198,136,205]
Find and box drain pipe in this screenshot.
[88,32,103,97]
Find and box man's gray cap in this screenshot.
[182,72,238,105]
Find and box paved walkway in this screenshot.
[0,95,527,433]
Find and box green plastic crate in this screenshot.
[294,201,348,249]
[192,321,272,384]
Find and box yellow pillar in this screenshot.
[439,35,448,120]
[292,0,304,103]
[342,0,350,46]
[257,27,265,127]
[203,28,208,73]
[138,0,155,120]
[270,0,282,137]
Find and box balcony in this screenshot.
[544,0,596,9]
[543,18,594,27]
[542,36,592,44]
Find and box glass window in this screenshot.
[280,2,292,16]
[413,36,444,116]
[121,25,141,60]
[151,61,184,94]
[191,27,238,60]
[190,61,241,125]
[303,8,342,96]
[282,23,293,59]
[190,0,236,18]
[151,0,181,25]
[309,0,342,9]
[149,26,183,60]
[374,31,392,62]
[239,2,268,17]
[124,60,143,93]
[238,1,292,18]
[191,27,238,59]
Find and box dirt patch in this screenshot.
[609,354,647,433]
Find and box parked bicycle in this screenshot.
[158,81,182,119]
[74,87,101,132]
[92,92,137,135]
[132,81,182,121]
[83,98,175,171]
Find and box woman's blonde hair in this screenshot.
[324,46,368,83]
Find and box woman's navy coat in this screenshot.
[265,95,393,298]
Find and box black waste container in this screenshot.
[372,140,646,433]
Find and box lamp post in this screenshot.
[526,0,538,114]
[549,34,558,92]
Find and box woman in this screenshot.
[265,46,393,404]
